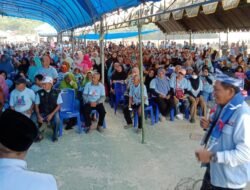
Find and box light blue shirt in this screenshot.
[209,102,250,189]
[36,66,58,79]
[31,84,42,93]
[0,158,57,190]
[129,84,148,105]
[10,87,35,113]
[83,82,105,103]
[201,75,214,93]
[169,77,190,92]
[35,92,63,105]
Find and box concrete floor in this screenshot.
[26,104,250,190]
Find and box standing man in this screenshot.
[83,72,106,133]
[196,70,250,190]
[0,109,58,190]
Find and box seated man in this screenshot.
[31,74,44,93]
[83,72,106,133]
[123,75,148,133]
[35,76,62,142]
[9,77,35,118]
[0,109,58,190]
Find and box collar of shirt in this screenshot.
[0,158,27,170]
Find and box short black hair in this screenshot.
[34,74,44,81]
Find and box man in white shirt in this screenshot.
[0,109,58,190]
[10,77,35,118]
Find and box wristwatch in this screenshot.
[210,153,218,163]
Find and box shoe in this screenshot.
[176,113,184,120]
[34,134,44,142]
[65,125,73,130]
[96,126,103,133]
[190,118,196,123]
[85,126,90,133]
[160,116,166,122]
[52,137,58,142]
[136,128,142,133]
[124,124,133,129]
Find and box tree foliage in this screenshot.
[0,16,43,34]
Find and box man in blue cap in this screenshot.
[0,109,58,190]
[196,70,250,190]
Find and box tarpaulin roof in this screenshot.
[76,30,157,40]
[155,0,250,33]
[0,0,160,32]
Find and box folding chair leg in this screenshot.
[59,119,63,137]
[76,115,83,133]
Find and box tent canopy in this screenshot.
[155,0,250,33]
[76,30,157,40]
[0,0,160,32]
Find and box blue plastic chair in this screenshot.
[133,105,155,128]
[59,88,82,136]
[148,98,160,123]
[113,82,127,114]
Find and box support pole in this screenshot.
[100,16,105,84]
[71,29,75,54]
[227,28,229,47]
[138,13,145,144]
[189,30,192,47]
[219,32,221,56]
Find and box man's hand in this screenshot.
[38,115,44,124]
[195,149,213,164]
[200,117,210,129]
[159,94,165,98]
[166,95,170,100]
[90,102,97,107]
[46,113,54,122]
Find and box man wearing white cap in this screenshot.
[35,76,62,142]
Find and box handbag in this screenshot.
[175,78,184,99]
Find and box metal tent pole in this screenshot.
[219,32,221,56]
[71,29,75,54]
[189,30,192,47]
[100,16,105,84]
[138,8,145,144]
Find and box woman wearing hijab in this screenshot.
[27,57,42,83]
[0,75,9,100]
[18,57,30,75]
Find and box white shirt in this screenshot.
[10,88,35,114]
[0,158,58,190]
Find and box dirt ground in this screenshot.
[26,104,250,190]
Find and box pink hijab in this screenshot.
[0,75,9,100]
[77,54,93,71]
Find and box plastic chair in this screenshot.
[149,98,160,123]
[113,82,127,114]
[59,88,82,135]
[133,105,155,128]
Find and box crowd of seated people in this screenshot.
[0,40,249,142]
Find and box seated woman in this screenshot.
[201,66,214,103]
[169,68,190,120]
[110,64,127,103]
[188,69,206,123]
[59,73,79,130]
[0,88,6,116]
[150,68,171,120]
[0,75,9,101]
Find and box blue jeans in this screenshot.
[34,112,60,139]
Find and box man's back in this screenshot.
[0,158,57,190]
